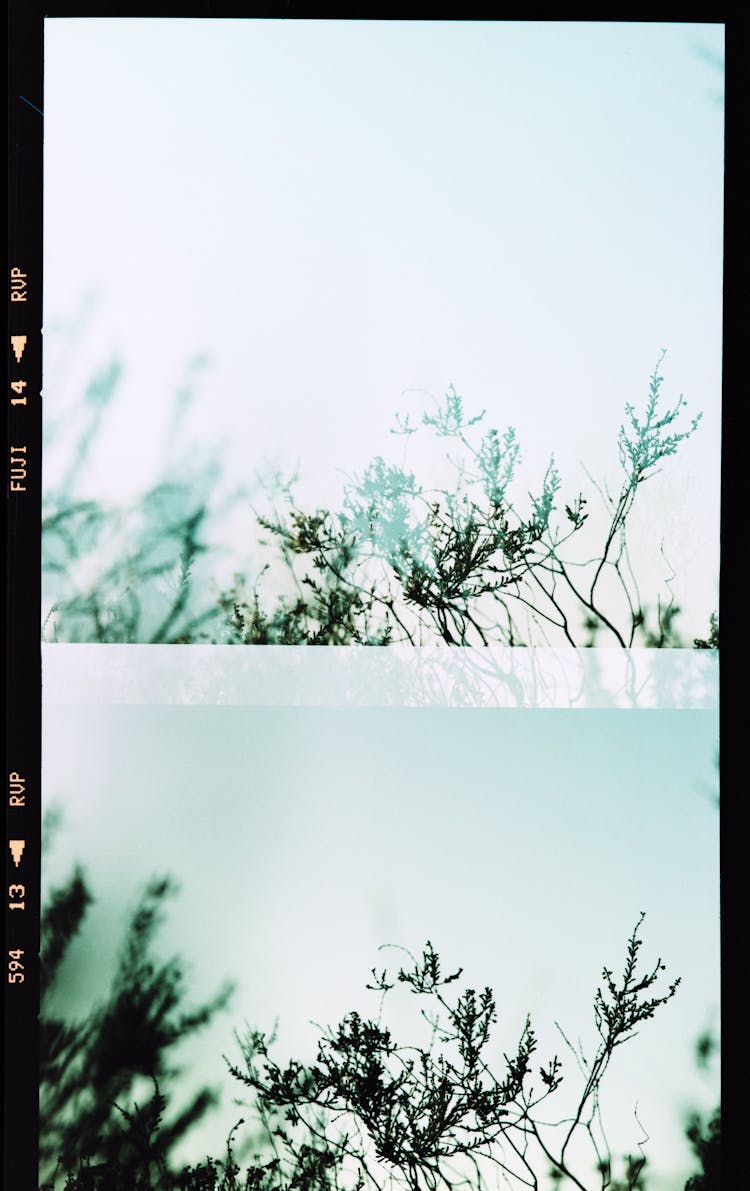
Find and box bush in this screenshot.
[40,868,720,1190]
[42,355,715,647]
[225,353,706,647]
[229,919,680,1191]
[40,869,234,1189]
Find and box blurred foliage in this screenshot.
[684,1106,721,1191]
[40,869,234,1190]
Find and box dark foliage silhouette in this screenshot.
[229,922,681,1191]
[40,871,718,1190]
[40,869,234,1190]
[684,1106,720,1191]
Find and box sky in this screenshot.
[42,19,724,640]
[42,694,720,1189]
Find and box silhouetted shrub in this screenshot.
[40,870,234,1189]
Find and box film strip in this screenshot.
[4,9,735,1191]
[7,4,42,1189]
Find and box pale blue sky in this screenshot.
[43,700,719,1189]
[43,19,724,639]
